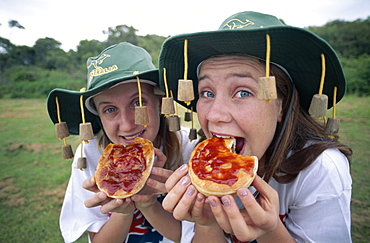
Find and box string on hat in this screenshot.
[135,73,149,127]
[324,86,340,138]
[79,88,94,143]
[178,39,194,106]
[258,34,277,102]
[309,54,329,118]
[55,96,74,160]
[77,88,93,170]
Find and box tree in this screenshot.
[33,37,68,69]
[8,20,25,41]
[103,25,138,46]
[308,17,370,58]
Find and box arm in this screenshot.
[132,149,182,242]
[89,212,133,243]
[59,140,110,243]
[83,177,136,243]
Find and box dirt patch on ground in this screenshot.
[6,142,60,154]
[0,176,25,207]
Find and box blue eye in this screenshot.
[236,90,251,97]
[104,107,117,114]
[133,99,147,107]
[200,90,215,98]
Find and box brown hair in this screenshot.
[263,61,352,183]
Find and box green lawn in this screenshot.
[0,97,369,242]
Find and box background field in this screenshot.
[0,97,369,242]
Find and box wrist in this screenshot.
[136,200,159,212]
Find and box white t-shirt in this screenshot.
[59,129,198,243]
[270,148,352,243]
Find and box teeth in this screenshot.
[212,134,233,138]
[124,130,144,140]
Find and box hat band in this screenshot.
[85,79,157,115]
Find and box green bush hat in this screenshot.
[158,11,346,112]
[47,42,159,135]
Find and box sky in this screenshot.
[0,0,369,52]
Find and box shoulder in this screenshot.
[272,148,351,204]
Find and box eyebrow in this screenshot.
[198,72,256,82]
[95,90,153,107]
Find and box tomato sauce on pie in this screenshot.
[191,137,255,186]
[98,145,146,195]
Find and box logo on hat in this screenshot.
[87,54,118,84]
[223,18,255,29]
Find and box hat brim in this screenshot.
[47,69,158,135]
[159,26,345,112]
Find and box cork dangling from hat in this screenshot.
[78,88,94,170]
[167,90,181,132]
[54,96,74,160]
[161,68,176,116]
[324,86,340,138]
[161,67,180,131]
[309,54,329,118]
[184,109,192,122]
[188,107,197,141]
[177,39,194,106]
[258,34,277,102]
[135,74,149,127]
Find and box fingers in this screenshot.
[192,193,206,219]
[151,167,173,179]
[206,196,232,233]
[220,194,256,241]
[165,164,188,192]
[238,176,278,226]
[162,175,191,213]
[171,185,198,220]
[145,177,167,194]
[100,198,133,214]
[154,148,167,168]
[84,191,110,208]
[82,177,99,193]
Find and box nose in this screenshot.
[205,96,232,124]
[118,109,137,132]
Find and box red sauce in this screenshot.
[191,137,254,186]
[100,144,146,194]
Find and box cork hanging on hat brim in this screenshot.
[189,107,197,141]
[77,140,87,170]
[54,96,74,160]
[184,109,192,122]
[324,86,340,138]
[135,74,149,126]
[309,54,329,118]
[258,34,277,102]
[161,67,175,116]
[177,39,194,106]
[79,88,94,142]
[167,90,181,132]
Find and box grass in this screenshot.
[0,96,369,242]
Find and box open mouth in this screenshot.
[212,134,245,154]
[122,130,145,140]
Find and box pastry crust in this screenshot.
[189,137,258,197]
[95,137,154,199]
